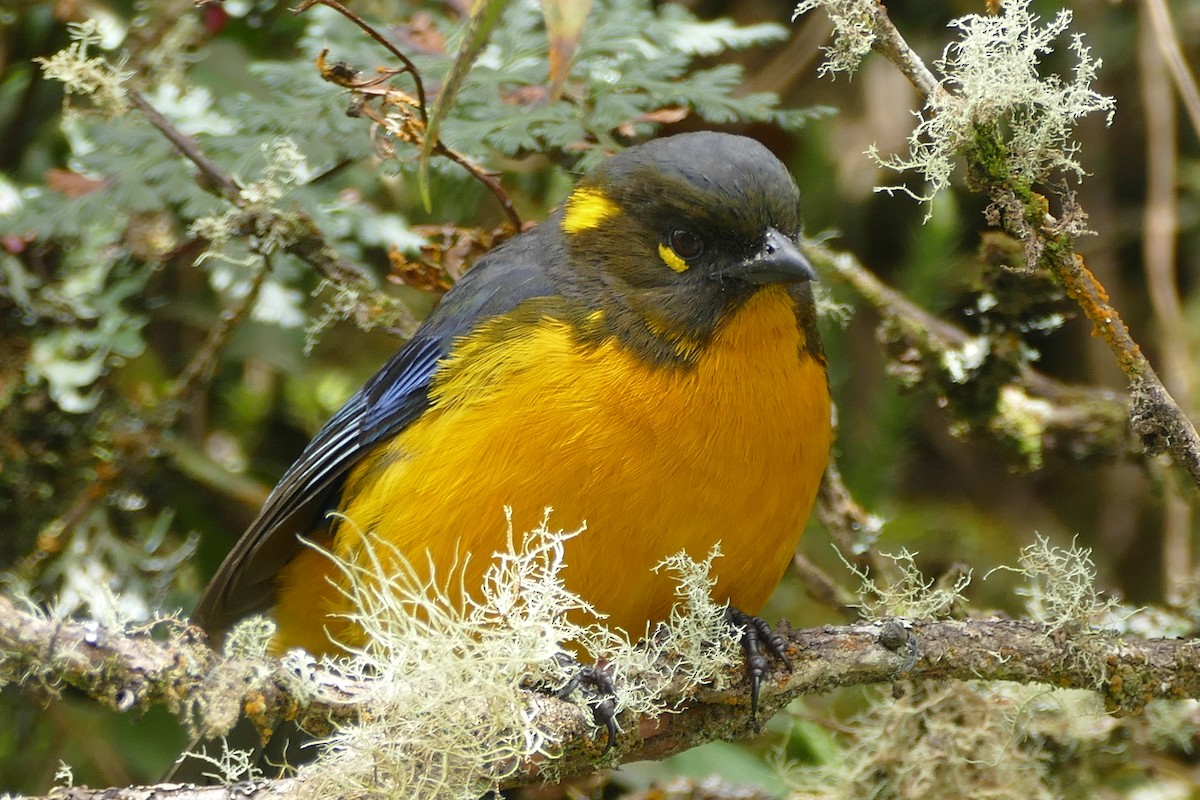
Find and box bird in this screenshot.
[192,130,832,702]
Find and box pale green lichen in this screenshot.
[222,615,278,660]
[841,548,971,621]
[990,384,1053,470]
[779,682,1058,800]
[791,0,876,77]
[304,279,421,353]
[636,545,743,699]
[37,20,133,116]
[872,0,1114,205]
[297,512,738,798]
[191,138,311,262]
[941,336,989,384]
[182,739,265,784]
[990,533,1119,629]
[53,761,75,789]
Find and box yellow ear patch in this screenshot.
[562,188,619,233]
[658,243,690,273]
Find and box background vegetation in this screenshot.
[1,0,1199,796]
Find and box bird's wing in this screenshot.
[191,231,562,639]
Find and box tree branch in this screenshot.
[1137,9,1194,605]
[1142,0,1200,141]
[808,242,1134,466]
[856,4,1200,489]
[129,81,376,290]
[129,91,243,203]
[4,593,1199,798]
[862,2,941,98]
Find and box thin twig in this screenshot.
[1142,0,1200,142]
[129,73,379,289]
[791,553,860,620]
[1055,250,1200,488]
[298,0,522,229]
[129,90,242,202]
[813,458,907,595]
[159,260,270,423]
[865,2,942,100]
[1138,6,1193,604]
[859,6,1200,491]
[430,143,522,229]
[1138,5,1191,411]
[294,0,428,125]
[814,459,884,561]
[807,242,1134,464]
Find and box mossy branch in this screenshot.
[4,592,1200,798]
[807,242,1134,468]
[850,4,1200,488]
[129,88,377,291]
[21,83,417,573]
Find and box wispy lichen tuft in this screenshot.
[304,279,421,353]
[992,533,1119,629]
[623,545,742,702]
[871,0,1114,206]
[53,761,75,789]
[183,740,265,785]
[37,20,133,116]
[791,0,877,77]
[222,616,278,660]
[299,514,737,798]
[841,548,971,620]
[191,138,311,264]
[780,682,1059,800]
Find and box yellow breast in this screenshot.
[273,286,831,654]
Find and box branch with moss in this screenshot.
[4,587,1200,798]
[799,0,1200,486]
[864,1,1200,489]
[126,89,381,294]
[808,242,1133,469]
[16,70,417,569]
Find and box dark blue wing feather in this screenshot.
[192,226,563,637]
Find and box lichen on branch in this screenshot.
[868,1,1114,204]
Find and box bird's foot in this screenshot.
[554,654,619,753]
[725,606,792,725]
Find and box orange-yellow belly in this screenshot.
[273,286,831,654]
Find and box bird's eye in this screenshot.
[668,229,703,259]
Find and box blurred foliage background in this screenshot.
[1,0,1199,795]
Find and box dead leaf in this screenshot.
[395,12,448,56]
[503,85,550,106]
[617,107,689,137]
[390,224,514,293]
[45,168,106,197]
[541,0,591,100]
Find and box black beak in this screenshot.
[724,227,816,285]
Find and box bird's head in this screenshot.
[557,132,817,363]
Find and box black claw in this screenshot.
[555,658,619,754]
[726,607,793,724]
[594,695,618,754]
